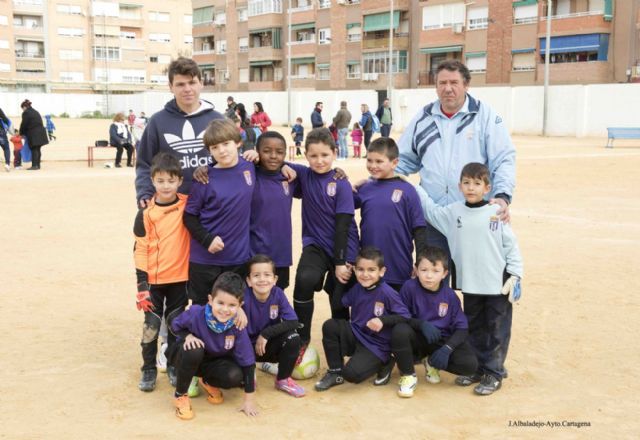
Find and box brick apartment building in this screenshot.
[192,0,640,93]
[0,0,192,93]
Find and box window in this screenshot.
[216,40,227,54]
[122,70,145,83]
[0,40,9,49]
[119,7,141,20]
[59,49,83,60]
[239,37,249,52]
[58,27,84,37]
[237,8,248,22]
[60,71,84,82]
[467,6,488,30]
[184,15,192,24]
[514,4,538,24]
[120,31,136,39]
[184,35,193,45]
[347,24,361,42]
[319,28,331,45]
[422,2,465,30]
[512,52,536,71]
[0,63,10,72]
[57,4,82,15]
[151,74,166,84]
[149,33,171,43]
[15,41,43,58]
[149,56,158,63]
[218,69,229,84]
[465,54,487,72]
[193,7,214,25]
[317,65,330,80]
[214,12,226,25]
[239,68,249,83]
[318,0,331,9]
[149,11,170,22]
[248,0,282,17]
[93,46,120,61]
[91,1,118,17]
[274,66,283,81]
[14,15,42,28]
[346,63,360,79]
[362,50,408,74]
[0,15,8,26]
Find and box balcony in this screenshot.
[12,0,44,15]
[537,11,611,35]
[16,58,45,72]
[362,35,409,50]
[248,46,283,62]
[15,49,44,59]
[248,80,284,91]
[13,25,44,38]
[120,38,145,50]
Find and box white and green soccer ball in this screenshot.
[260,345,320,380]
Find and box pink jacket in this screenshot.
[350,128,363,144]
[250,112,272,133]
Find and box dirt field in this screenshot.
[1,118,639,439]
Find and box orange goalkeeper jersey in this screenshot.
[133,194,190,285]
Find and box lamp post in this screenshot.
[287,0,292,126]
[542,0,552,136]
[387,0,394,100]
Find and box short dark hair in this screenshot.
[246,254,276,275]
[167,57,201,84]
[150,152,182,179]
[254,102,264,113]
[460,162,490,185]
[305,127,336,152]
[436,59,471,85]
[256,131,286,152]
[416,247,449,271]
[367,137,399,160]
[356,246,385,269]
[211,272,245,301]
[203,118,241,147]
[315,101,323,107]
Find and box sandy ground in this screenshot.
[1,118,639,439]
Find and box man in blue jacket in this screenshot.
[397,60,515,253]
[375,98,392,138]
[310,102,324,129]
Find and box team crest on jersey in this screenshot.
[457,216,462,229]
[269,305,279,319]
[243,170,253,186]
[373,301,385,317]
[489,215,499,231]
[391,189,403,203]
[282,181,290,195]
[326,181,337,197]
[224,335,235,350]
[438,302,449,317]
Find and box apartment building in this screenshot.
[192,0,640,92]
[0,0,193,93]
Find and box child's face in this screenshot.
[246,262,277,297]
[416,258,448,291]
[355,258,385,288]
[458,176,491,204]
[209,140,241,168]
[366,151,398,180]
[151,171,182,203]
[305,142,336,174]
[208,291,241,323]
[258,138,286,172]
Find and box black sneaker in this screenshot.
[474,374,502,396]
[455,372,482,386]
[167,366,177,387]
[373,359,395,386]
[314,371,344,392]
[139,369,157,392]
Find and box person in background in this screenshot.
[18,99,48,171]
[311,102,324,129]
[332,101,352,160]
[225,96,237,119]
[250,102,272,134]
[45,114,56,141]
[109,112,134,168]
[359,104,374,154]
[375,98,392,138]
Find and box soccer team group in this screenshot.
[132,58,523,421]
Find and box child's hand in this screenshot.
[366,318,383,332]
[208,236,224,253]
[335,265,351,284]
[242,149,259,163]
[281,164,297,182]
[184,334,205,350]
[255,335,268,356]
[333,167,348,180]
[192,165,209,184]
[239,393,259,417]
[351,178,368,193]
[235,307,248,330]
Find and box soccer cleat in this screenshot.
[199,378,224,404]
[455,373,482,387]
[167,366,177,387]
[373,359,395,386]
[474,374,502,396]
[157,342,168,373]
[424,358,441,384]
[174,395,194,420]
[138,368,157,392]
[314,371,344,391]
[187,376,200,397]
[275,377,306,398]
[397,374,418,398]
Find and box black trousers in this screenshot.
[256,330,301,380]
[463,294,512,380]
[321,319,382,384]
[363,130,373,151]
[293,245,355,343]
[115,142,133,166]
[188,262,247,305]
[31,144,42,168]
[275,266,290,290]
[174,347,243,395]
[391,322,477,376]
[140,281,188,371]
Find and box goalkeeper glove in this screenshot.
[429,345,453,370]
[501,276,521,303]
[136,282,154,312]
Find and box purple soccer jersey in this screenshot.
[295,165,359,263]
[185,158,255,265]
[242,286,298,344]
[172,305,256,367]
[354,178,427,285]
[250,168,301,267]
[399,278,468,338]
[342,282,411,362]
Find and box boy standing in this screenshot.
[290,117,304,159]
[415,162,523,395]
[355,137,427,291]
[133,153,190,392]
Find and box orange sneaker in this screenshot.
[199,378,224,404]
[174,395,194,420]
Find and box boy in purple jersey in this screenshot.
[391,247,477,398]
[354,137,428,291]
[171,272,258,420]
[243,254,305,397]
[183,119,256,305]
[315,247,410,391]
[290,128,360,356]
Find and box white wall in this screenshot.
[2,84,640,137]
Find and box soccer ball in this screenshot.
[292,345,320,380]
